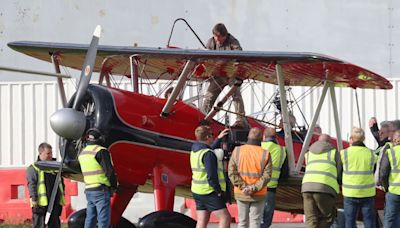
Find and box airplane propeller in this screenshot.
[45,25,101,224]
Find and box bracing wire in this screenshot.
[289,88,309,129]
[59,61,77,90]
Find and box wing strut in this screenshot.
[276,64,295,174]
[204,79,243,121]
[295,81,330,172]
[129,55,139,92]
[99,57,112,87]
[354,89,362,127]
[161,60,196,116]
[330,84,343,151]
[51,55,68,108]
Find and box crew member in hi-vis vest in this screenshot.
[261,127,288,228]
[302,134,342,228]
[78,128,117,228]
[340,127,377,228]
[378,130,400,227]
[26,142,65,228]
[370,118,392,185]
[190,125,231,228]
[228,127,272,228]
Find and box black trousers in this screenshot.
[32,206,61,228]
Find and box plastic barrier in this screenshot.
[185,198,303,223]
[0,168,78,224]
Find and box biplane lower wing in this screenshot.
[8,41,392,89]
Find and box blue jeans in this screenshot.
[383,192,400,228]
[85,190,111,228]
[343,196,375,228]
[261,191,276,228]
[331,208,345,228]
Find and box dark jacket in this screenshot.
[378,144,400,191]
[26,157,63,215]
[85,142,118,191]
[206,33,242,51]
[191,141,222,194]
[370,123,390,148]
[301,140,342,197]
[211,137,223,150]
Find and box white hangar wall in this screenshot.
[1,0,400,81]
[0,79,399,168]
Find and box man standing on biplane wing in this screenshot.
[202,23,246,127]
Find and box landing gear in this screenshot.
[67,208,136,228]
[138,210,196,228]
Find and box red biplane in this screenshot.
[4,25,392,227]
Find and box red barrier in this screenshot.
[0,168,78,224]
[185,198,303,223]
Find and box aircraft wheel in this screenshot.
[138,210,196,228]
[67,208,86,228]
[67,208,136,228]
[115,217,136,228]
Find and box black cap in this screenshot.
[86,128,102,141]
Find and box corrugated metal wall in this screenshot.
[0,81,76,166]
[1,79,398,167]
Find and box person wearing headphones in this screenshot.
[78,128,118,228]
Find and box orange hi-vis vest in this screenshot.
[232,145,270,196]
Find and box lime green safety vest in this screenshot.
[190,148,226,195]
[374,142,393,155]
[29,164,65,207]
[302,149,339,193]
[262,141,286,188]
[78,145,111,189]
[341,146,377,197]
[386,145,400,195]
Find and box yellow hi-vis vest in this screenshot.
[29,164,65,207]
[190,148,226,195]
[387,145,400,195]
[262,141,286,188]
[341,146,377,197]
[302,149,339,193]
[78,145,111,189]
[374,142,393,155]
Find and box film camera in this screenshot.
[221,128,250,160]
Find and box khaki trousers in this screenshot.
[202,77,244,121]
[237,199,266,228]
[302,192,337,228]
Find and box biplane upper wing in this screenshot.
[8,41,392,89]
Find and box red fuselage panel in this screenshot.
[109,88,225,140]
[109,142,192,187]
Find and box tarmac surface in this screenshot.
[209,224,306,227]
[208,223,366,228]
